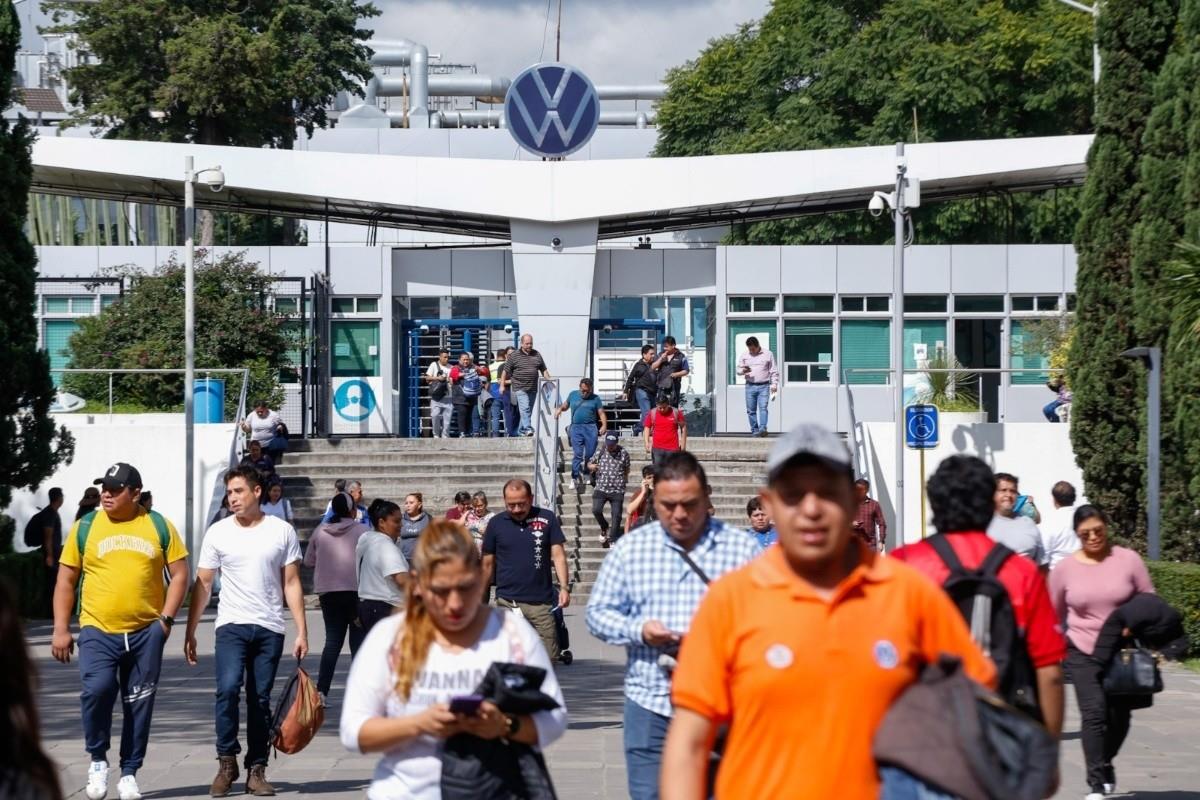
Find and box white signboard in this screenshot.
[331,377,390,435]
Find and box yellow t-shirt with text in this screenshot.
[59,508,189,634]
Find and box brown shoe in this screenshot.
[246,765,276,797]
[210,756,239,797]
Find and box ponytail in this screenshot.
[391,520,482,701]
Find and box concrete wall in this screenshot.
[8,415,236,559]
[857,421,1085,549]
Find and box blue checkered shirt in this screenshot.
[585,517,762,717]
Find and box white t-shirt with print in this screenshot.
[339,609,568,800]
[198,513,302,634]
[244,410,282,444]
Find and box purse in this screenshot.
[1102,644,1163,696]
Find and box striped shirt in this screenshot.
[585,517,762,717]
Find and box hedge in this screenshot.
[1149,561,1200,659]
[0,551,50,619]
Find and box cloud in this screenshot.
[366,0,768,86]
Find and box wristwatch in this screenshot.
[159,615,175,628]
[505,715,521,737]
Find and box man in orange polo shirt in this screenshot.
[661,425,995,800]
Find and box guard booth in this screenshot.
[588,317,666,431]
[400,319,519,437]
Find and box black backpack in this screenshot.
[23,509,47,548]
[928,535,1042,721]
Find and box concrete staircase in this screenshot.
[276,436,772,602]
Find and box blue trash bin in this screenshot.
[194,378,226,423]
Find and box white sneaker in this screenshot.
[1085,793,1104,800]
[116,775,142,800]
[85,761,109,800]
[1103,784,1116,795]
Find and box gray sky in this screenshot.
[369,0,770,85]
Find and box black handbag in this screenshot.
[1102,645,1163,696]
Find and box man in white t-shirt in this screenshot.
[424,349,453,438]
[986,472,1046,565]
[1039,480,1080,568]
[184,465,307,797]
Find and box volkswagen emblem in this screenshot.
[505,63,600,158]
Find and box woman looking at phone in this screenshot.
[339,521,567,799]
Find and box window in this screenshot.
[596,297,646,349]
[783,295,834,314]
[1011,295,1060,312]
[332,297,356,314]
[43,320,79,385]
[841,320,890,384]
[904,294,947,313]
[954,295,1004,313]
[274,297,299,315]
[1010,320,1050,385]
[903,320,947,371]
[727,320,776,385]
[840,295,890,313]
[783,321,833,383]
[357,297,379,313]
[331,321,380,377]
[450,297,480,319]
[43,295,95,314]
[100,295,120,309]
[728,295,776,314]
[332,297,381,315]
[280,321,304,383]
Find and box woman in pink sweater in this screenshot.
[1049,504,1155,800]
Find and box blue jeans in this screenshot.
[503,392,519,436]
[1043,398,1063,422]
[624,698,671,800]
[745,383,770,433]
[214,623,285,767]
[878,766,958,800]
[484,394,503,436]
[568,423,599,479]
[633,388,654,434]
[515,388,536,435]
[79,623,167,776]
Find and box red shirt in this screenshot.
[890,532,1065,668]
[643,408,683,450]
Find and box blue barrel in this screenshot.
[194,379,226,423]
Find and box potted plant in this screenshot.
[915,353,987,424]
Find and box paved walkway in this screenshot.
[28,609,1200,799]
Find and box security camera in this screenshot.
[205,168,225,193]
[551,236,562,249]
[419,324,430,334]
[503,324,514,334]
[868,191,890,217]
[602,324,613,334]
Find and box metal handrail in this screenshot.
[532,378,561,512]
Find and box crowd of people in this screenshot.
[5,416,1191,800]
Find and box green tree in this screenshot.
[0,2,75,508]
[655,0,1094,244]
[1068,0,1179,550]
[64,251,297,417]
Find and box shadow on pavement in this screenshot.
[554,657,626,729]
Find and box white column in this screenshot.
[509,219,600,389]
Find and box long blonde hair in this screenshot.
[392,520,482,700]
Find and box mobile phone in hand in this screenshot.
[449,695,484,715]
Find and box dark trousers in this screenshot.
[652,447,677,470]
[79,623,167,776]
[1067,644,1131,792]
[624,698,671,800]
[214,623,285,768]
[357,598,396,638]
[502,392,519,437]
[454,399,481,437]
[317,591,365,695]
[593,489,625,538]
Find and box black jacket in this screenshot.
[624,361,658,396]
[1093,592,1189,665]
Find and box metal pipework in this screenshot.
[376,73,511,100]
[390,108,658,128]
[595,84,667,100]
[363,39,429,126]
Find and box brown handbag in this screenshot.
[270,664,324,755]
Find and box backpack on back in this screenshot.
[23,509,49,548]
[928,535,1041,721]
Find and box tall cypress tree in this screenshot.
[0,2,74,508]
[1133,0,1200,560]
[1069,0,1178,546]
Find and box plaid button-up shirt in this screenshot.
[585,517,762,717]
[853,497,887,550]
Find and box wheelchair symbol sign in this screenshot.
[905,404,939,449]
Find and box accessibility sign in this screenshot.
[905,404,939,450]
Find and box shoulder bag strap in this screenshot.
[677,547,712,585]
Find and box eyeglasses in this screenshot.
[1077,529,1106,540]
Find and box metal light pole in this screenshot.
[1054,0,1100,86]
[1121,346,1162,560]
[892,144,907,545]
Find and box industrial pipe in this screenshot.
[376,73,511,99]
[388,108,658,128]
[594,84,667,100]
[363,39,430,127]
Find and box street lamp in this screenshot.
[184,156,225,564]
[1120,346,1162,560]
[869,143,919,545]
[1054,0,1100,86]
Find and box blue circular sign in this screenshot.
[334,379,376,422]
[505,62,600,158]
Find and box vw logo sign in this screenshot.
[334,379,376,422]
[505,63,600,158]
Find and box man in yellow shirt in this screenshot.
[51,462,189,800]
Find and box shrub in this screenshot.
[0,551,50,618]
[0,514,14,554]
[1149,561,1200,659]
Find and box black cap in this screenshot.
[94,462,143,491]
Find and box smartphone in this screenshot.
[449,694,484,715]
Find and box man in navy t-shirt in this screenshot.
[555,377,608,491]
[482,479,571,660]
